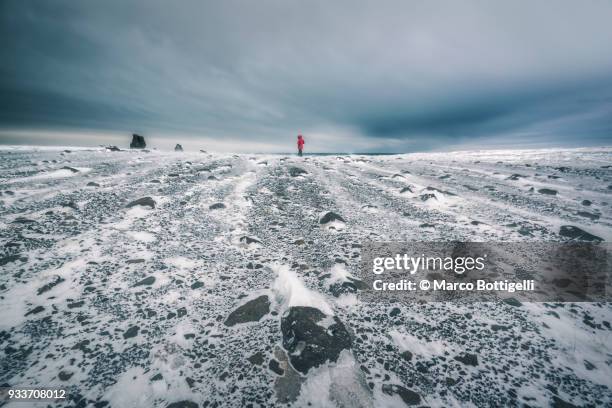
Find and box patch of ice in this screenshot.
[271,264,333,316]
[389,330,450,359]
[127,231,156,243]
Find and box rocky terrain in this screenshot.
[0,146,611,407]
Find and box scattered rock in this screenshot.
[248,352,265,366]
[126,197,156,209]
[239,236,261,245]
[174,144,184,152]
[126,259,145,264]
[61,166,79,173]
[419,193,437,201]
[503,298,523,307]
[191,281,204,289]
[0,254,21,266]
[454,353,478,366]
[576,211,599,220]
[86,181,100,187]
[551,396,578,408]
[12,217,37,224]
[281,306,351,374]
[37,276,65,295]
[209,202,226,210]
[289,167,307,177]
[400,351,413,361]
[269,359,284,375]
[400,186,413,193]
[123,325,139,339]
[130,134,146,149]
[319,211,345,224]
[581,200,592,206]
[133,276,156,287]
[538,188,557,195]
[559,225,603,242]
[381,384,421,406]
[67,301,84,309]
[105,145,121,152]
[166,401,199,408]
[224,295,270,326]
[58,371,73,381]
[25,306,45,316]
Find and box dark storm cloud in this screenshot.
[1,0,612,151]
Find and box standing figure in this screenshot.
[297,134,305,156]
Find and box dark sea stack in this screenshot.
[174,144,184,151]
[130,134,146,149]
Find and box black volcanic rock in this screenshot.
[175,144,184,152]
[382,384,421,406]
[281,306,351,374]
[559,225,603,242]
[123,325,139,339]
[126,197,156,209]
[166,401,198,408]
[130,134,146,149]
[289,167,307,177]
[319,211,345,224]
[538,188,557,195]
[454,352,478,366]
[133,276,156,287]
[224,295,270,326]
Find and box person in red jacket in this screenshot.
[297,134,304,156]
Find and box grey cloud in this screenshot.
[1,0,612,151]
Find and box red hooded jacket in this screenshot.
[297,135,304,149]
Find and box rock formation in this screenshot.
[130,134,146,149]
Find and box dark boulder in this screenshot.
[224,295,270,326]
[133,276,156,287]
[166,401,198,408]
[576,211,599,221]
[454,353,478,366]
[319,211,345,224]
[381,384,421,406]
[248,352,265,365]
[130,134,146,149]
[281,306,351,374]
[209,202,225,210]
[420,193,437,201]
[126,197,156,209]
[289,167,308,177]
[239,236,260,245]
[559,225,603,242]
[174,144,184,152]
[538,188,557,195]
[123,325,139,339]
[106,145,121,152]
[61,166,79,173]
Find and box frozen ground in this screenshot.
[0,146,611,407]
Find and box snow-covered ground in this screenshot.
[0,146,611,407]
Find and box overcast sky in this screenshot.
[1,0,612,152]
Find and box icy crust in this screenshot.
[0,147,611,407]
